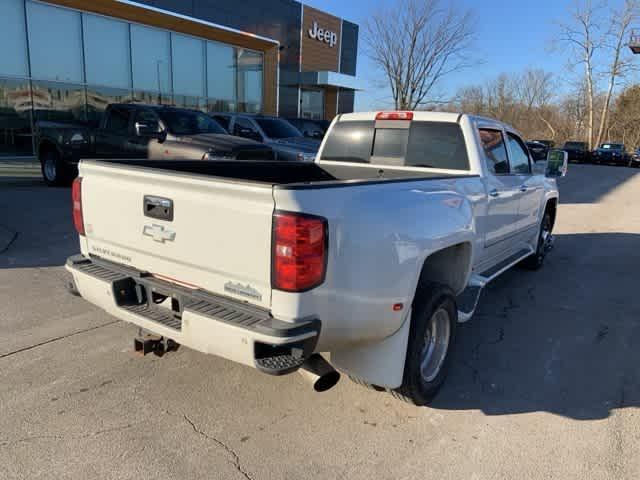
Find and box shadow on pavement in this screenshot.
[434,232,640,420]
[0,182,76,269]
[558,164,639,204]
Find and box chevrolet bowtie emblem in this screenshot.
[143,224,176,243]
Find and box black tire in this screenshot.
[391,283,457,406]
[40,149,71,187]
[521,211,553,270]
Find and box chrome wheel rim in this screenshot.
[538,216,551,257]
[44,157,56,182]
[420,307,451,383]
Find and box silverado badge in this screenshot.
[143,224,176,243]
[224,281,262,301]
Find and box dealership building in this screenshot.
[0,0,359,157]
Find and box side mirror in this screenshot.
[135,121,161,138]
[546,149,568,178]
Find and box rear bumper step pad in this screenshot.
[66,254,320,375]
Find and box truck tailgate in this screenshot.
[79,161,274,309]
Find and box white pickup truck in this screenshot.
[66,111,567,405]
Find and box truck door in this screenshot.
[95,106,131,158]
[477,128,523,253]
[505,132,545,233]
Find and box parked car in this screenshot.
[562,141,589,163]
[35,104,274,186]
[286,118,331,139]
[591,143,628,165]
[531,139,555,149]
[66,110,567,405]
[210,113,320,161]
[526,140,549,161]
[629,147,640,168]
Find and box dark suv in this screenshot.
[211,113,321,161]
[562,141,589,163]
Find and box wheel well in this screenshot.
[38,140,59,162]
[415,243,472,298]
[545,198,558,230]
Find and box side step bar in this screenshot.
[456,247,534,322]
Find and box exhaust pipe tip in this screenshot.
[312,370,341,393]
[298,354,340,392]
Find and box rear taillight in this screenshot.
[376,111,414,121]
[272,211,327,292]
[72,177,85,236]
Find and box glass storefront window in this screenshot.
[83,14,131,89]
[207,42,237,112]
[131,24,171,94]
[26,1,84,83]
[86,86,133,127]
[237,49,263,113]
[0,78,33,156]
[0,0,29,78]
[301,89,324,120]
[172,34,205,97]
[132,91,173,106]
[173,95,207,112]
[31,80,86,125]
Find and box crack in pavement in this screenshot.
[0,320,119,360]
[0,225,18,255]
[183,414,254,480]
[0,423,135,448]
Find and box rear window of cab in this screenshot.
[319,120,470,170]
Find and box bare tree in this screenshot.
[516,69,557,139]
[365,0,475,110]
[558,0,602,149]
[594,0,639,147]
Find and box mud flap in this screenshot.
[330,309,412,389]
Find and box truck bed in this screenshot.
[92,159,475,189]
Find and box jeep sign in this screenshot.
[308,21,337,48]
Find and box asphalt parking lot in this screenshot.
[1,164,639,480]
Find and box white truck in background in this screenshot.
[66,111,567,405]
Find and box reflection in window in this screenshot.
[86,86,133,127]
[173,95,207,112]
[132,91,173,106]
[0,0,29,77]
[83,14,131,89]
[26,1,84,83]
[131,24,171,93]
[31,81,86,125]
[237,49,263,113]
[172,34,205,97]
[479,129,509,174]
[0,78,34,156]
[207,42,237,112]
[507,133,531,174]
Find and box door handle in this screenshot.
[489,189,500,198]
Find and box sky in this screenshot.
[302,0,635,111]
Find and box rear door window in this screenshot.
[320,120,469,170]
[506,133,531,174]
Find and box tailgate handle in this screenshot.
[144,195,174,221]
